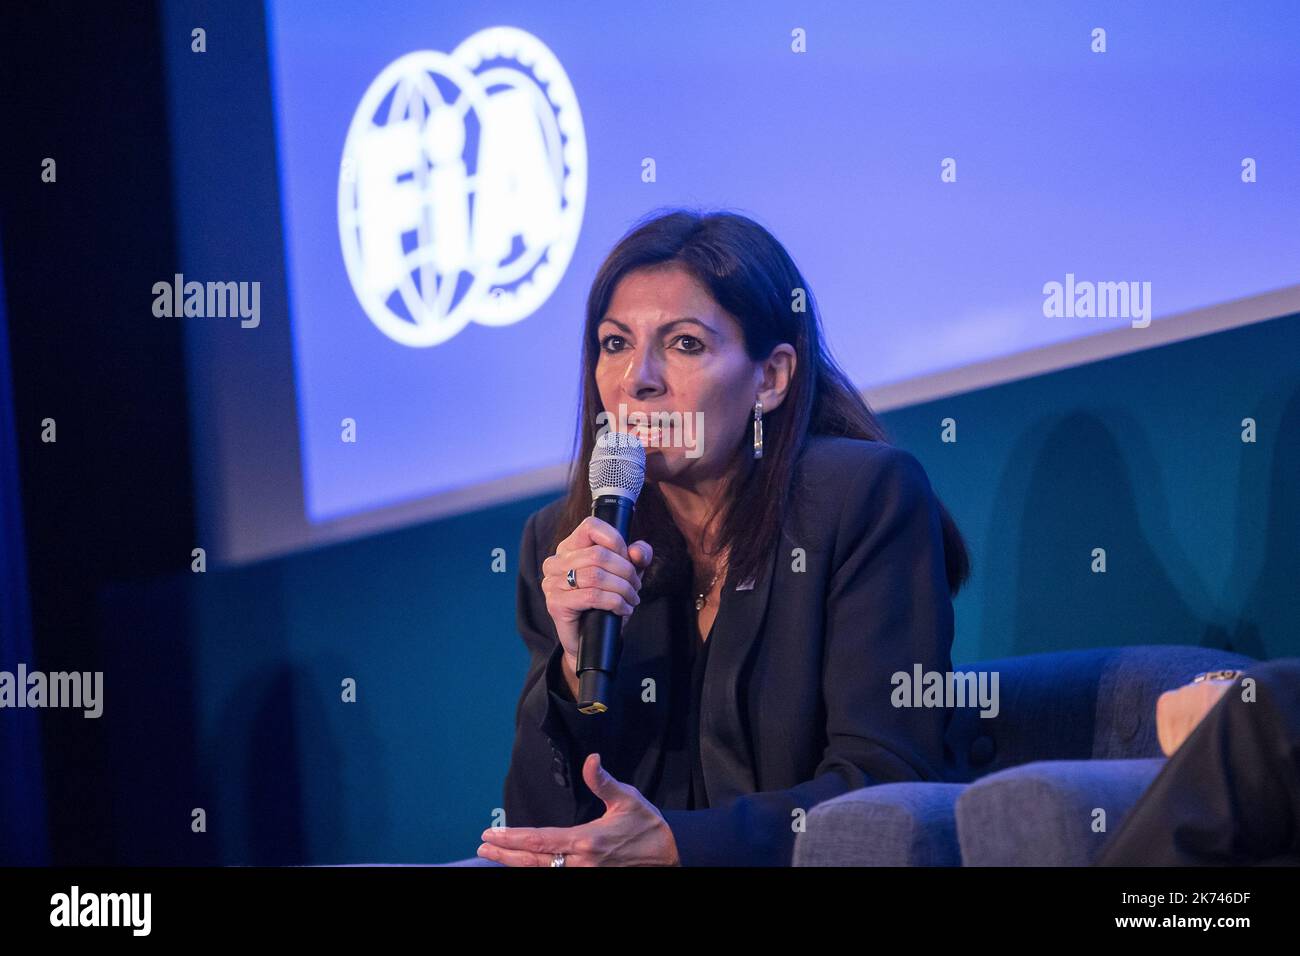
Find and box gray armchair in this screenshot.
[793,645,1257,866]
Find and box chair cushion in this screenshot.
[794,782,967,866]
[956,758,1166,865]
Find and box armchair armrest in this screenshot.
[955,758,1166,865]
[794,782,967,866]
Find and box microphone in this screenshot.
[577,429,647,714]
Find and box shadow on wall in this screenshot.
[980,382,1299,661]
[1230,384,1300,659]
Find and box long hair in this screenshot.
[551,208,971,600]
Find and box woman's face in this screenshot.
[594,264,793,487]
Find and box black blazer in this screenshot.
[502,435,955,865]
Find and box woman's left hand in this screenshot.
[478,753,681,866]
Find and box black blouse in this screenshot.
[678,609,713,810]
[542,591,714,812]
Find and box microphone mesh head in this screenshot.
[588,430,647,501]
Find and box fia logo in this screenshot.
[339,27,587,347]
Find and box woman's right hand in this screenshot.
[540,515,653,676]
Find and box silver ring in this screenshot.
[551,852,566,867]
[566,568,578,589]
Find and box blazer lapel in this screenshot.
[699,540,779,805]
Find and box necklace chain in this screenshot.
[694,565,722,611]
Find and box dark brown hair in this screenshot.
[551,208,971,599]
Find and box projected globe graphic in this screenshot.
[338,29,587,348]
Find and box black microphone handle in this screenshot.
[576,493,635,714]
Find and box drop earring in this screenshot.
[752,399,763,459]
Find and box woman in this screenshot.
[479,209,970,866]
